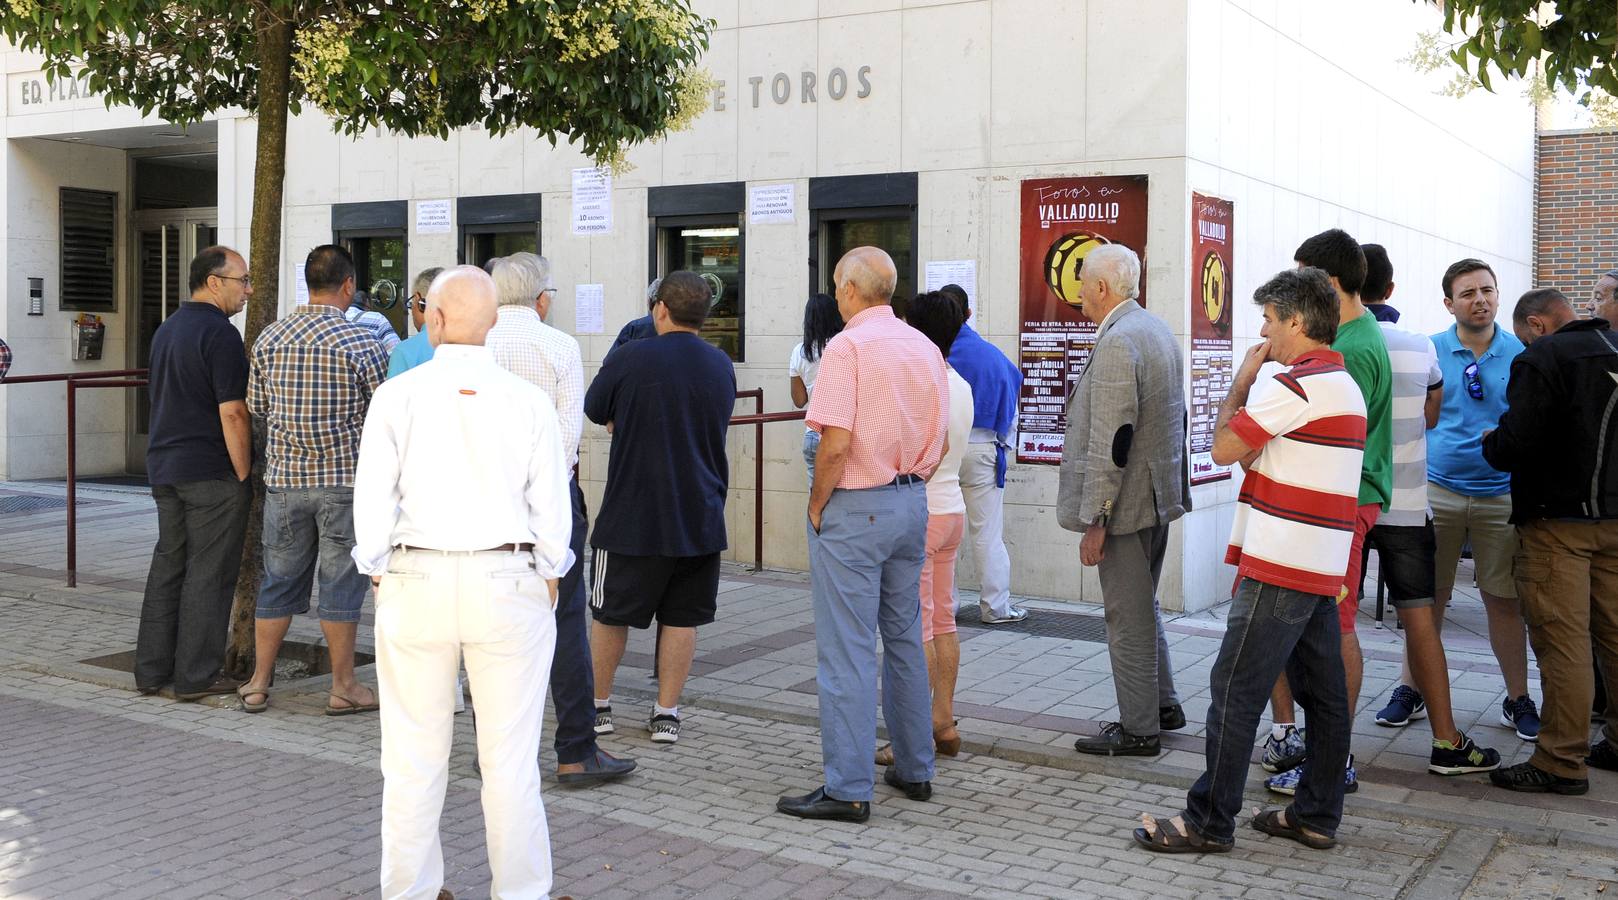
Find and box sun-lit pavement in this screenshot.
[3,479,1616,898]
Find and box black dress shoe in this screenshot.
[1074,722,1161,757]
[174,675,242,702]
[883,766,932,802]
[1160,704,1186,731]
[557,748,638,787]
[776,786,869,823]
[1588,738,1618,773]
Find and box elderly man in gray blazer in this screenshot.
[1058,243,1192,757]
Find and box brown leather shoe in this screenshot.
[437,890,454,900]
[175,675,242,702]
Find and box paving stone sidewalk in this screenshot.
[3,479,1618,897]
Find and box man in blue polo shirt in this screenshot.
[135,245,253,701]
[385,266,442,378]
[1428,257,1538,742]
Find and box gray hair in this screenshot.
[1083,244,1141,301]
[835,247,897,304]
[412,266,444,298]
[506,252,552,294]
[1602,269,1618,283]
[1254,267,1339,344]
[491,255,545,307]
[645,277,663,305]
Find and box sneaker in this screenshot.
[1266,755,1357,796]
[649,713,681,744]
[1489,761,1587,795]
[1501,695,1541,742]
[980,605,1029,625]
[1587,738,1618,773]
[593,706,615,735]
[1428,733,1501,775]
[1374,685,1426,727]
[1260,725,1307,773]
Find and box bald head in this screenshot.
[426,266,499,347]
[832,247,898,321]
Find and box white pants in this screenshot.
[376,549,557,900]
[959,443,1014,616]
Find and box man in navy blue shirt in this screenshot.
[135,245,253,701]
[585,271,735,745]
[607,278,660,356]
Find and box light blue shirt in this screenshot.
[386,328,434,379]
[1427,323,1523,496]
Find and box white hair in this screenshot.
[490,255,545,307]
[1085,244,1141,301]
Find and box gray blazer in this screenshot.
[1056,300,1191,535]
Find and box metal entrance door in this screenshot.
[126,209,218,474]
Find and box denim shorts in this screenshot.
[255,487,369,623]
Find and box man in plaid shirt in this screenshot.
[237,245,388,716]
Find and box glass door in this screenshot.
[127,208,218,474]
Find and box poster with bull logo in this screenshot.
[1189,192,1235,485]
[1016,175,1149,464]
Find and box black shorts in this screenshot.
[1363,522,1436,610]
[589,550,720,629]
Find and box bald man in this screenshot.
[353,266,574,899]
[778,247,948,823]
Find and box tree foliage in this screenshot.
[1414,0,1617,105]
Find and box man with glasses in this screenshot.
[134,245,253,701]
[1428,258,1538,742]
[1594,268,1617,325]
[487,252,637,785]
[386,267,443,379]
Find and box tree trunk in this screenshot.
[224,6,293,678]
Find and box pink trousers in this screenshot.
[920,512,965,642]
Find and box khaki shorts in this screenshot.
[1429,482,1518,599]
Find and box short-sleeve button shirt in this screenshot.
[806,304,949,489]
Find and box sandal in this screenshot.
[935,720,961,757]
[1252,807,1336,849]
[1132,813,1232,854]
[237,682,270,714]
[326,687,381,717]
[874,744,894,766]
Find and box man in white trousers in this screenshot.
[352,265,574,900]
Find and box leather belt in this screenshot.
[892,474,923,486]
[397,542,534,553]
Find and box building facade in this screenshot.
[0,0,1534,611]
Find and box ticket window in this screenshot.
[338,231,409,337]
[463,227,538,270]
[458,194,542,272]
[819,210,916,311]
[656,216,745,361]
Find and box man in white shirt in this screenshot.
[488,253,635,786]
[352,266,574,900]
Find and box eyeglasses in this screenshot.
[410,293,426,313]
[213,272,252,288]
[1463,362,1484,401]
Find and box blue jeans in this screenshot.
[807,480,935,801]
[256,487,368,623]
[1182,577,1351,844]
[802,429,820,490]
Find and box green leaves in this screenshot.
[1413,0,1618,102]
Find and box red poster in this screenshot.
[1016,175,1150,464]
[1189,192,1235,485]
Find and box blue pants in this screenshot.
[550,477,598,765]
[808,481,935,801]
[1183,577,1351,843]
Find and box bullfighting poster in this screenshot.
[1189,192,1235,485]
[1016,174,1149,464]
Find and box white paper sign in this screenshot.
[293,263,310,306]
[924,259,978,307]
[415,199,451,234]
[575,283,605,334]
[747,183,795,225]
[571,167,613,235]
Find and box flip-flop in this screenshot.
[326,690,380,717]
[1132,813,1232,854]
[237,683,270,714]
[1252,807,1336,849]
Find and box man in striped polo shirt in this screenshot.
[1135,268,1363,854]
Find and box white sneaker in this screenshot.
[981,605,1030,625]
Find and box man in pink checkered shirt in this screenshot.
[778,246,949,824]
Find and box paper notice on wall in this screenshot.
[747,183,795,224]
[571,167,613,235]
[415,199,451,234]
[575,283,605,334]
[294,263,309,306]
[924,259,978,307]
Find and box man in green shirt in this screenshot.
[1261,229,1393,798]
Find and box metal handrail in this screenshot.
[66,377,148,587]
[0,368,149,386]
[724,390,806,573]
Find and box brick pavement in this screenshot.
[4,479,1618,897]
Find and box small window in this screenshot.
[464,226,538,269]
[60,188,118,311]
[657,217,745,361]
[459,194,541,269]
[820,211,916,312]
[337,231,410,338]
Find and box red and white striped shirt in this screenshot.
[1225,349,1367,597]
[806,304,948,489]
